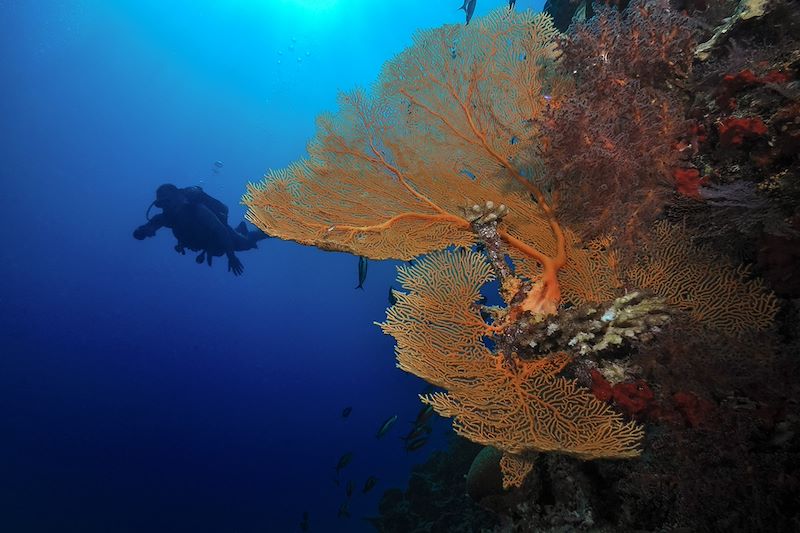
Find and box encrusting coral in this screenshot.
[518,290,672,357]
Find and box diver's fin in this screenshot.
[236,221,248,236]
[250,229,269,243]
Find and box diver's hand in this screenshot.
[133,226,154,240]
[227,254,244,276]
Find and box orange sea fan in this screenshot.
[378,250,644,488]
[244,9,597,313]
[625,221,778,335]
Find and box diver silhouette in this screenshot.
[133,184,268,276]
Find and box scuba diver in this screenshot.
[133,184,268,276]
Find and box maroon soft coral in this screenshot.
[540,0,696,251]
[672,391,715,428]
[590,370,655,419]
[613,381,655,417]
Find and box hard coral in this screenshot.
[517,291,670,358]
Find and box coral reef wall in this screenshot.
[246,1,799,530]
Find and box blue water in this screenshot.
[1,1,544,531]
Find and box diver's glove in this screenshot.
[133,225,155,240]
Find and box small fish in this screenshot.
[376,414,398,438]
[405,436,428,452]
[401,423,432,442]
[356,256,368,289]
[341,406,352,418]
[346,480,354,498]
[335,452,353,476]
[213,160,224,168]
[337,501,351,519]
[459,0,477,25]
[388,286,398,306]
[414,404,436,426]
[362,476,378,494]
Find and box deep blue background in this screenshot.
[0,1,544,531]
